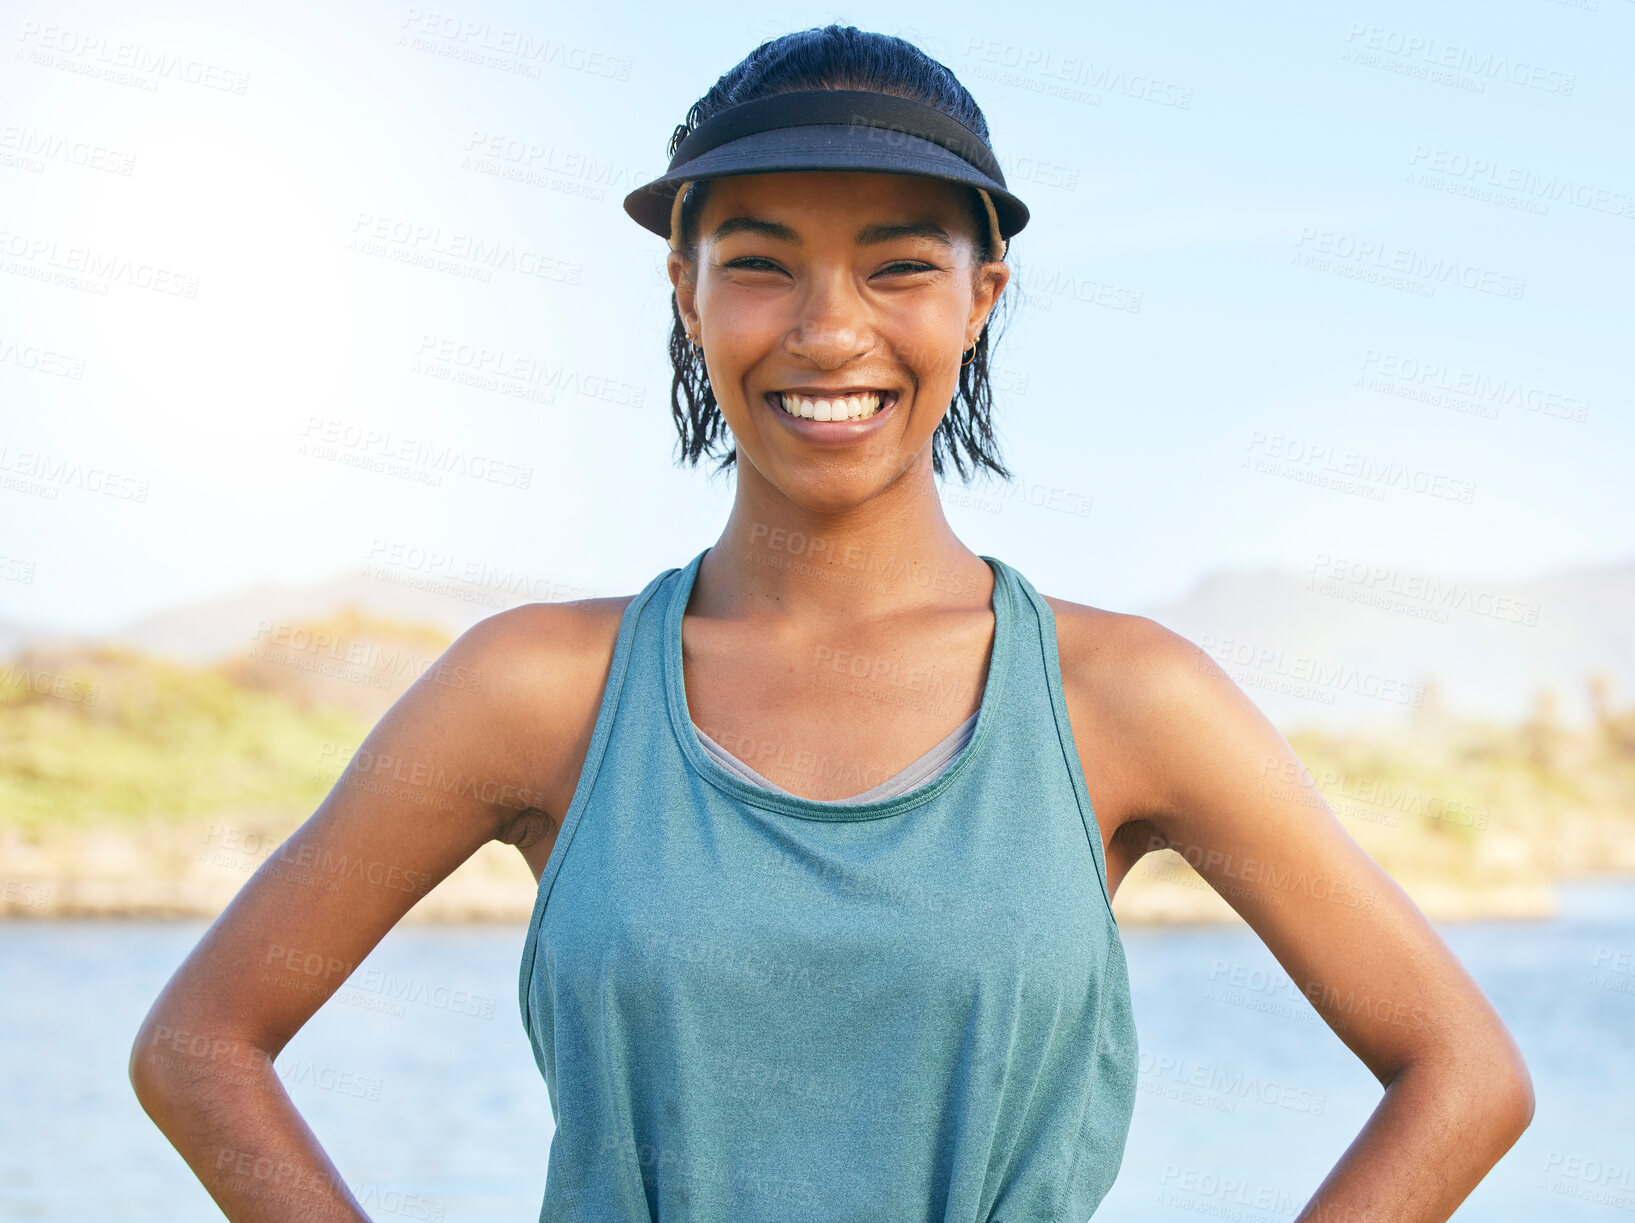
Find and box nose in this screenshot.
[783,267,872,368]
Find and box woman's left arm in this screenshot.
[1092,619,1535,1223]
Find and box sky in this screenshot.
[1,0,1631,633]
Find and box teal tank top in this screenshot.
[518,548,1138,1221]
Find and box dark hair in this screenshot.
[665,24,1016,484]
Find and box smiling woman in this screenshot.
[130,22,1532,1223]
[649,75,1024,481]
[668,169,1006,501]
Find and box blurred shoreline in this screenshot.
[0,827,1600,925]
[4,623,1633,925]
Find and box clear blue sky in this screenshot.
[2,0,1630,632]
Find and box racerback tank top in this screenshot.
[517,548,1138,1221]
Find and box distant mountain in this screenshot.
[2,557,1630,731]
[20,565,597,667]
[0,617,80,662]
[1138,559,1635,730]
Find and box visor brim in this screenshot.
[623,125,1029,243]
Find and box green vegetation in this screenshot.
[3,632,1633,919]
[0,644,371,835]
[1287,682,1635,883]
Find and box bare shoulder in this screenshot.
[1040,595,1207,701]
[1038,594,1250,866]
[442,594,635,743]
[454,595,636,693]
[442,595,636,856]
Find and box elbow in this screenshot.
[1455,1036,1534,1148]
[1495,1047,1536,1142]
[128,1012,173,1116]
[1394,1029,1535,1148]
[128,1006,200,1122]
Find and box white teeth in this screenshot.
[776,392,885,421]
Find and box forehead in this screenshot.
[698,171,975,235]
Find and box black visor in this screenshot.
[623,89,1030,244]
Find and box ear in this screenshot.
[668,249,700,336]
[967,259,1010,339]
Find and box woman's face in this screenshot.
[669,170,1008,511]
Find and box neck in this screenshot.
[698,449,993,624]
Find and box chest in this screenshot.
[540,778,1114,1034]
[680,608,994,802]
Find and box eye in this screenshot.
[723,256,783,272]
[878,261,938,275]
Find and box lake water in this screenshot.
[2,881,1631,1221]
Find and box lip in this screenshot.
[763,389,900,441]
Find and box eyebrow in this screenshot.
[857,221,955,248]
[710,216,955,248]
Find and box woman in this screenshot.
[131,25,1533,1222]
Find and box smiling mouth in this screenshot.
[766,390,897,421]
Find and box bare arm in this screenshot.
[1076,615,1534,1222]
[127,604,584,1221]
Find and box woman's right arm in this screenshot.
[128,601,606,1222]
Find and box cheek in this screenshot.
[700,286,786,351]
[886,310,964,379]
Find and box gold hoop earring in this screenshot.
[961,339,979,367]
